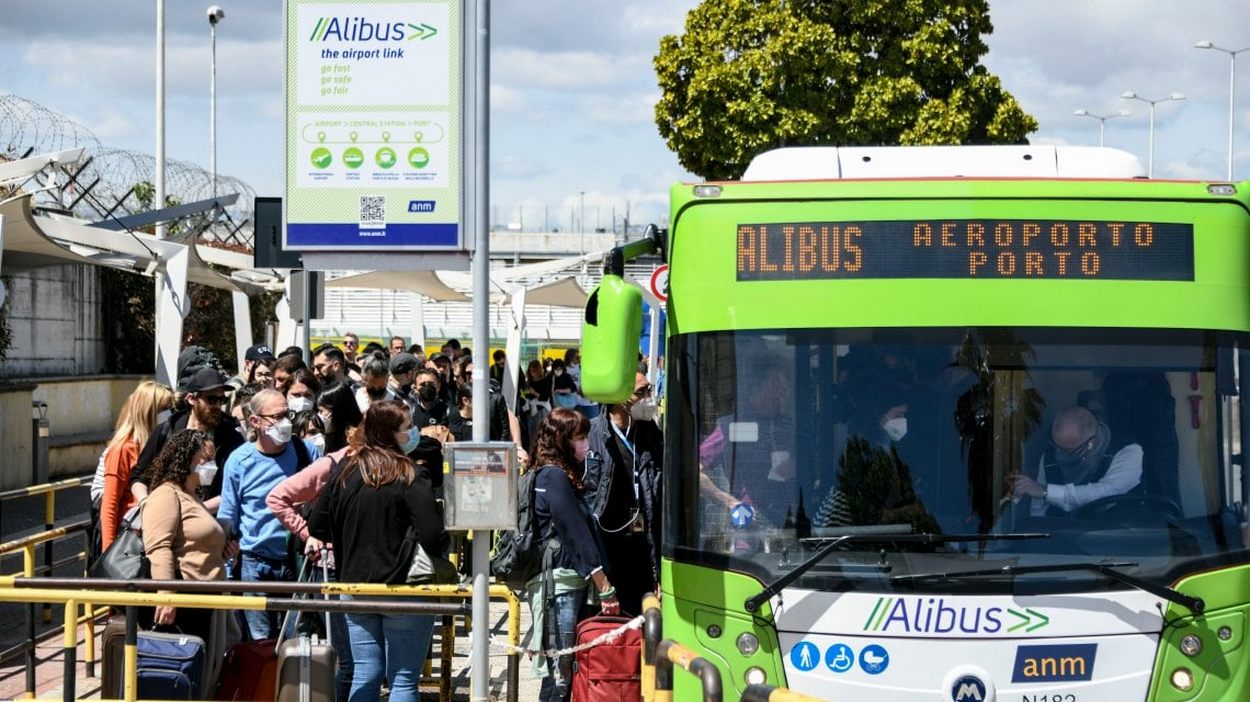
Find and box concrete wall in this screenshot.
[0,264,106,378]
[0,375,147,489]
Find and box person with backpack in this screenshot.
[99,381,174,551]
[306,400,448,702]
[526,408,619,702]
[218,389,321,640]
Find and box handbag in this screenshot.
[89,501,150,580]
[404,525,458,585]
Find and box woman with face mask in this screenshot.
[99,380,174,551]
[526,408,619,702]
[285,369,322,415]
[307,401,448,702]
[142,429,240,691]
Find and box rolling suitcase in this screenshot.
[214,637,278,701]
[275,554,338,702]
[134,630,208,700]
[100,616,127,699]
[571,614,643,702]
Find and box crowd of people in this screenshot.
[89,334,664,702]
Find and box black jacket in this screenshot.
[132,410,245,498]
[582,412,663,579]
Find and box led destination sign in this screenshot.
[736,219,1194,281]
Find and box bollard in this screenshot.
[656,639,723,702]
[654,639,674,702]
[62,599,77,702]
[42,492,54,624]
[32,402,51,625]
[641,594,662,702]
[24,544,36,698]
[83,600,96,679]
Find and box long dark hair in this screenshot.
[338,400,414,488]
[532,408,589,489]
[146,429,212,489]
[318,381,363,452]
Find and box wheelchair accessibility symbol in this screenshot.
[790,641,820,672]
[825,643,854,673]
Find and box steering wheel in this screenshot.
[1072,494,1183,521]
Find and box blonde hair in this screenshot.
[109,381,174,451]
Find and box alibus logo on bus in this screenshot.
[863,596,1049,635]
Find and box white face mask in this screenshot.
[288,396,314,414]
[193,460,218,486]
[309,433,327,454]
[264,417,294,445]
[156,409,172,425]
[882,417,908,442]
[630,399,658,422]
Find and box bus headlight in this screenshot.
[1171,668,1195,691]
[736,632,760,657]
[745,667,767,685]
[1180,634,1203,657]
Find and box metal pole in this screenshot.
[155,0,166,238]
[469,0,491,699]
[210,21,217,198]
[1098,120,1105,148]
[1230,52,1237,181]
[1147,102,1155,179]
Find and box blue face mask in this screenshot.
[402,426,421,454]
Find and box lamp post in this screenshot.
[208,6,225,198]
[1120,91,1186,178]
[579,190,585,254]
[1194,40,1250,181]
[1073,109,1131,147]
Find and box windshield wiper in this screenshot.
[743,532,1049,613]
[892,561,1204,614]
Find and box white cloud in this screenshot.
[494,48,651,91]
[578,91,658,126]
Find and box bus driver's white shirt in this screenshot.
[1031,443,1143,515]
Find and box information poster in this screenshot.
[285,0,462,250]
[443,443,517,530]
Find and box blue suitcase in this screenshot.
[136,630,207,700]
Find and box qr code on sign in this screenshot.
[360,196,385,228]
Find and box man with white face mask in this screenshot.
[218,388,322,639]
[581,370,664,615]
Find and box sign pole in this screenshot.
[469,0,491,699]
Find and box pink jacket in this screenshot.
[266,447,350,542]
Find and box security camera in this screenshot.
[207,5,225,25]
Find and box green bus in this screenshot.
[583,145,1250,701]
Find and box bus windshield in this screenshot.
[665,327,1250,595]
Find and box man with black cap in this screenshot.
[388,352,421,414]
[132,367,246,510]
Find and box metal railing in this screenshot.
[2,575,524,702]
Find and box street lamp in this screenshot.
[1194,40,1250,181]
[1120,91,1186,178]
[208,5,225,197]
[1073,109,1131,147]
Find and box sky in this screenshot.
[2,1,1250,232]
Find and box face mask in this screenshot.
[156,409,172,425]
[288,396,314,414]
[193,460,218,486]
[882,417,908,442]
[630,400,658,422]
[402,427,422,454]
[574,438,590,461]
[554,369,564,377]
[418,385,438,403]
[265,418,293,445]
[309,433,327,454]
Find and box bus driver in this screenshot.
[1007,406,1143,515]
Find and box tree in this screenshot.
[654,0,1039,180]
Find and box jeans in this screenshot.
[539,588,587,702]
[240,553,292,640]
[342,595,435,702]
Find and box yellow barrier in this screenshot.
[1,577,524,702]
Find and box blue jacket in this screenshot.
[219,439,320,559]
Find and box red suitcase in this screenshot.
[571,614,642,702]
[214,638,278,701]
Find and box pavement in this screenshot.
[0,476,546,701]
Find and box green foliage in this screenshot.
[654,0,1039,180]
[101,267,155,373]
[0,275,12,362]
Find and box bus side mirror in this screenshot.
[581,274,643,403]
